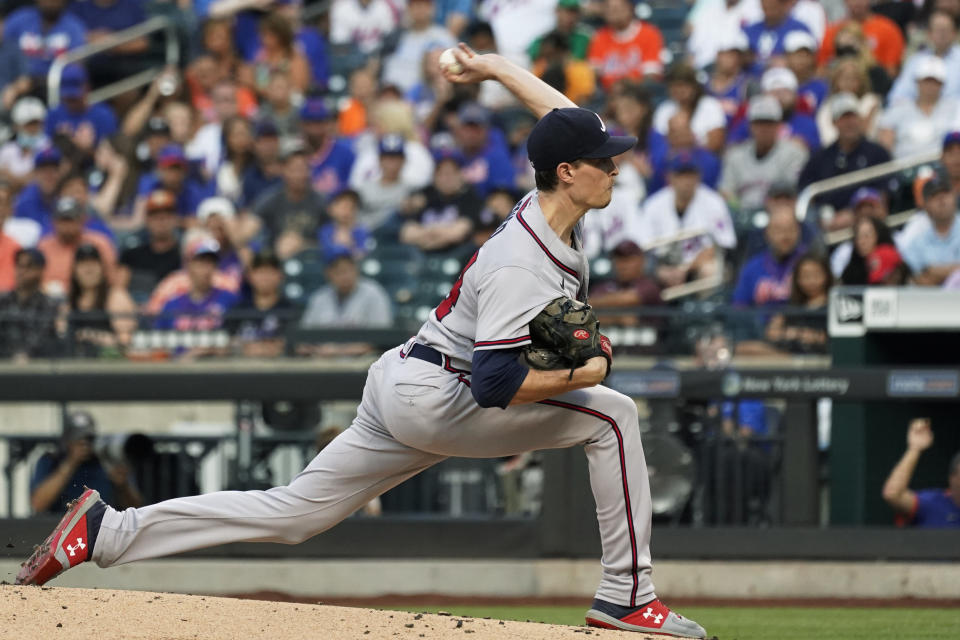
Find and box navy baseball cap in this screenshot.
[943,131,960,150]
[527,108,636,171]
[60,64,87,99]
[300,98,331,122]
[325,247,354,267]
[433,147,465,167]
[849,187,882,208]
[378,133,405,156]
[34,146,62,166]
[668,150,700,173]
[157,144,187,167]
[458,102,491,126]
[254,119,279,138]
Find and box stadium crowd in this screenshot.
[1,0,960,361]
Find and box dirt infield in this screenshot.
[233,590,960,609]
[0,585,648,640]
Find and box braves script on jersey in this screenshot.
[417,191,589,369]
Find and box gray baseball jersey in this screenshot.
[89,190,658,609]
[416,191,589,369]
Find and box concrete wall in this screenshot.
[3,559,957,599]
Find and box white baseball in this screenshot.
[439,48,464,75]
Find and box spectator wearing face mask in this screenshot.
[0,98,49,189]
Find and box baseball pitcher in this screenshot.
[17,44,706,638]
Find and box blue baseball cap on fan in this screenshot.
[60,64,88,99]
[668,150,700,173]
[943,131,960,150]
[527,108,636,171]
[300,98,331,121]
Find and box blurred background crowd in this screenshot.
[1,0,960,361]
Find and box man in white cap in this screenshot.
[196,196,245,281]
[877,56,958,159]
[888,11,960,105]
[721,95,808,213]
[799,92,891,231]
[0,97,48,188]
[729,67,820,151]
[784,30,827,112]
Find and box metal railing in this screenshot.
[47,16,180,108]
[641,227,726,301]
[795,148,940,224]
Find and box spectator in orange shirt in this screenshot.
[588,0,664,90]
[338,68,377,138]
[820,0,905,75]
[36,197,116,298]
[0,182,20,293]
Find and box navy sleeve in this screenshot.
[471,347,529,409]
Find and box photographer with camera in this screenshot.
[30,410,142,514]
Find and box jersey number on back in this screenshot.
[435,251,478,322]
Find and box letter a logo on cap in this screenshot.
[594,112,606,132]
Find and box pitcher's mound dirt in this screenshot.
[0,585,652,640]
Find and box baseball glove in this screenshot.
[524,297,613,379]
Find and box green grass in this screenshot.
[382,605,960,640]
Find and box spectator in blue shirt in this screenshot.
[706,30,752,127]
[902,173,960,285]
[743,0,812,69]
[300,98,356,199]
[883,418,960,528]
[733,204,805,307]
[155,237,237,333]
[452,102,515,197]
[46,65,118,152]
[784,30,828,113]
[135,144,215,223]
[12,146,111,239]
[275,0,331,90]
[318,188,371,259]
[227,2,330,90]
[68,0,150,89]
[648,109,720,195]
[2,0,86,83]
[13,147,65,230]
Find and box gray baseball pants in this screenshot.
[92,345,656,607]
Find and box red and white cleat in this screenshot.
[586,598,706,638]
[16,487,106,586]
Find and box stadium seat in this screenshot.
[284,248,326,303]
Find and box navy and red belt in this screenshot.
[406,343,443,366]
